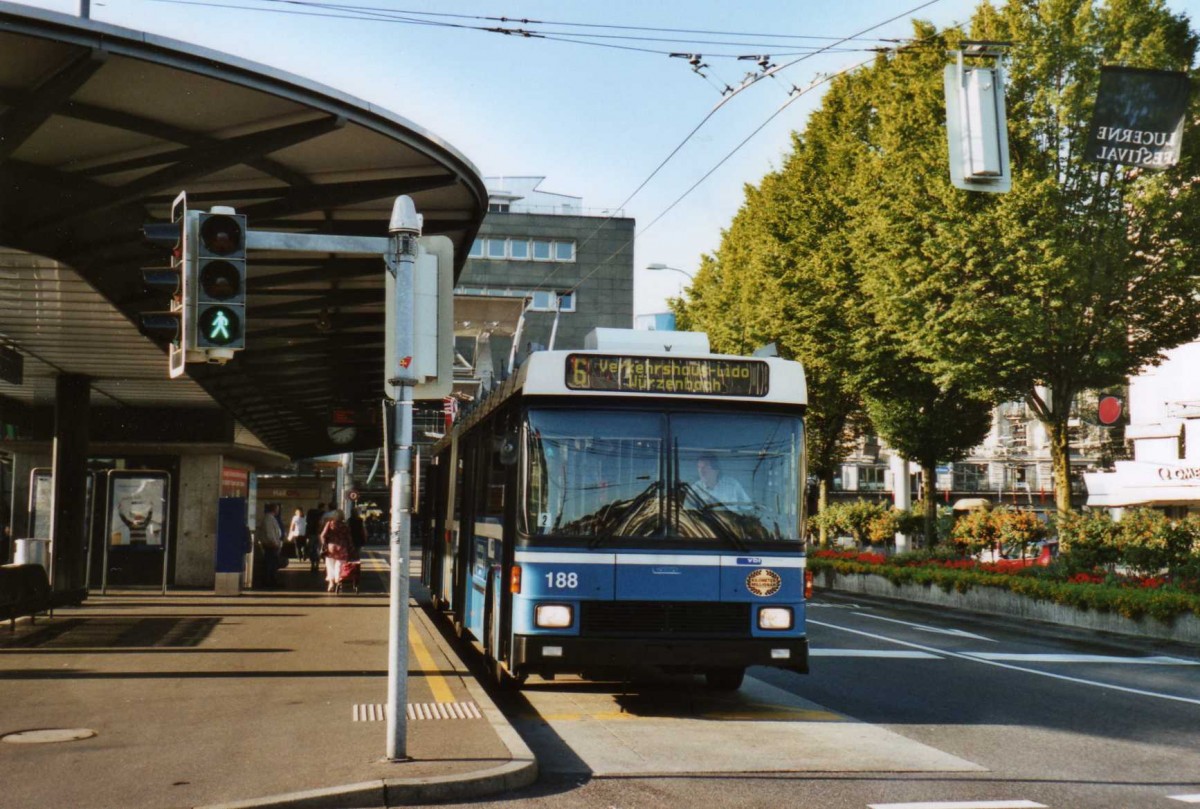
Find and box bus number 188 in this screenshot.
[545,572,578,589]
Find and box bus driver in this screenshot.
[694,454,750,508]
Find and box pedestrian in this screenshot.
[305,502,324,572]
[348,506,367,556]
[259,503,283,588]
[319,509,352,593]
[287,507,306,561]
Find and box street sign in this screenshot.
[1098,394,1124,425]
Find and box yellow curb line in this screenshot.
[409,616,456,703]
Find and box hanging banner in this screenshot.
[1086,66,1191,169]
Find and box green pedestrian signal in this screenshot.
[191,208,247,355]
[198,305,240,346]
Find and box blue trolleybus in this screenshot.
[422,329,810,690]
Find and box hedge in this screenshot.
[809,551,1200,624]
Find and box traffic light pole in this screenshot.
[156,189,427,760]
[385,197,421,761]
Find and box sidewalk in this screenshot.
[0,549,537,809]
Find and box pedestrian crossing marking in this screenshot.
[1168,795,1200,804]
[812,649,941,659]
[962,653,1199,665]
[868,796,1046,801]
[520,703,844,723]
[351,702,482,721]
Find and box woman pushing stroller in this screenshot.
[319,509,356,593]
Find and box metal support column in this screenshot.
[385,197,421,761]
[51,373,90,602]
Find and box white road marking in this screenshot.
[868,796,1046,801]
[808,619,1200,708]
[854,612,997,642]
[810,649,941,660]
[1168,795,1200,803]
[963,653,1199,665]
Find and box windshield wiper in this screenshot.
[676,485,749,551]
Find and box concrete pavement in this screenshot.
[0,549,536,809]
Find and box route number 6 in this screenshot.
[545,571,578,589]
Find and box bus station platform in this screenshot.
[0,549,537,809]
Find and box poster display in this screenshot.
[102,470,171,592]
[108,473,168,547]
[27,468,53,539]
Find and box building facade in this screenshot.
[834,393,1108,514]
[1086,342,1200,516]
[454,176,635,393]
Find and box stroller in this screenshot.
[337,560,361,594]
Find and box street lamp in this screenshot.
[645,262,695,279]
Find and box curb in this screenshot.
[818,569,1200,648]
[195,602,538,809]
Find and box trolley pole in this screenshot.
[385,196,421,760]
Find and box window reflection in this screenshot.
[524,409,802,543]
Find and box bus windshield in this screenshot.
[524,409,803,543]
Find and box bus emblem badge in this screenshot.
[746,569,781,597]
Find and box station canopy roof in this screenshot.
[0,2,487,459]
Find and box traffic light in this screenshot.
[189,206,247,361]
[140,192,190,378]
[944,44,1011,194]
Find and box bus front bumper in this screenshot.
[511,635,809,676]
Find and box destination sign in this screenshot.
[566,354,769,397]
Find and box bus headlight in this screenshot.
[758,606,793,630]
[535,604,574,629]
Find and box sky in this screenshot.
[11,0,1200,316]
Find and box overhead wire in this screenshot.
[131,0,957,329]
[141,0,894,57]
[523,0,948,300]
[542,14,965,309]
[256,1,917,43]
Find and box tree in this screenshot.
[857,342,994,544]
[674,76,873,542]
[853,1,1200,514]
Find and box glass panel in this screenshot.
[953,463,987,491]
[468,239,483,258]
[487,239,506,259]
[525,410,663,538]
[559,291,576,312]
[530,290,554,311]
[509,239,529,259]
[524,409,803,544]
[554,241,575,261]
[532,240,551,260]
[672,414,802,541]
[859,466,885,491]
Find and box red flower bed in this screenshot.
[812,550,1190,592]
[812,550,887,565]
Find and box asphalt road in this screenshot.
[432,592,1200,809]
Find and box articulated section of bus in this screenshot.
[422,333,809,691]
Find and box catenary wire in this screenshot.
[132,0,955,322]
[523,0,948,299]
[141,0,886,57]
[257,1,917,43]
[543,21,964,310]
